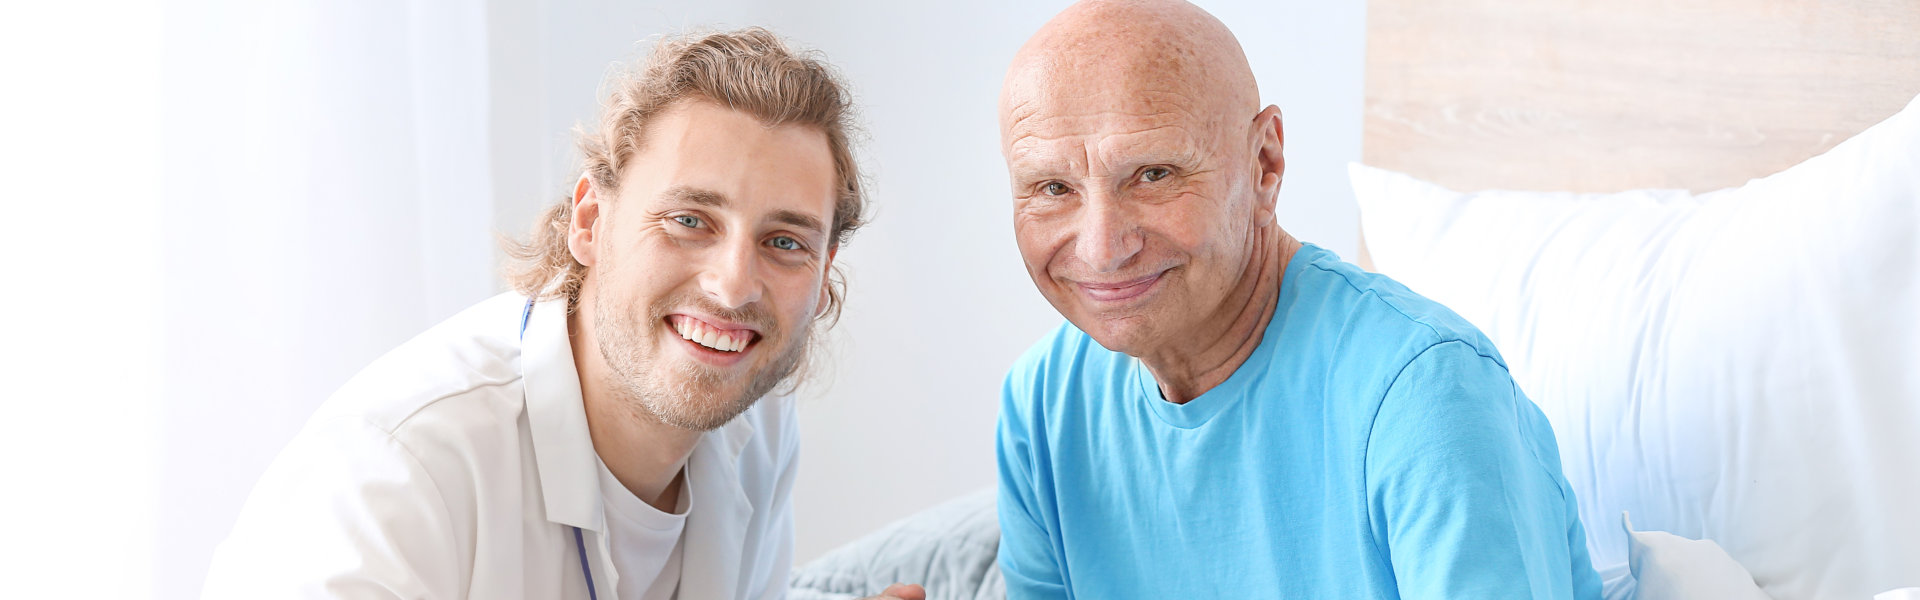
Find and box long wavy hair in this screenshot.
[501,27,867,328]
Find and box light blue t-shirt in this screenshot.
[995,243,1603,599]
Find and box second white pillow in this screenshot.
[1349,93,1920,600]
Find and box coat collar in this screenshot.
[519,296,758,598]
[521,297,602,531]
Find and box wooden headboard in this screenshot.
[1362,0,1920,195]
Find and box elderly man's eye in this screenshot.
[1141,167,1172,182]
[1041,182,1071,196]
[672,215,703,228]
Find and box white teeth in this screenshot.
[674,317,747,352]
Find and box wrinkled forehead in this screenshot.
[1001,68,1238,169]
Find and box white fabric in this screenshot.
[598,458,690,600]
[1350,93,1920,600]
[202,292,799,599]
[1622,513,1771,600]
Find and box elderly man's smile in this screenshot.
[1074,271,1166,303]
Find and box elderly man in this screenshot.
[993,2,1603,598]
[204,29,922,600]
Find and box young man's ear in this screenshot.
[567,175,602,268]
[1250,105,1286,222]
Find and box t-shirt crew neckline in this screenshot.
[1131,242,1321,430]
[596,456,691,530]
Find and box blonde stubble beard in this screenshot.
[590,264,810,432]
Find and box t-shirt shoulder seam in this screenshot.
[1304,260,1453,343]
[1360,340,1573,549]
[1358,339,1464,562]
[1358,339,1509,562]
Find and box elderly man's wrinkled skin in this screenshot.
[1000,0,1302,404]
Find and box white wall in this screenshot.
[490,0,1367,562]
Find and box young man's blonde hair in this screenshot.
[503,27,866,325]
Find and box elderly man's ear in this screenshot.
[1251,105,1286,218]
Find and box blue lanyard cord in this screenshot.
[573,526,600,600]
[519,297,535,340]
[525,298,600,600]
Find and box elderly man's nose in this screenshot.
[701,239,764,309]
[1073,198,1141,274]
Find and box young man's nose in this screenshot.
[700,237,764,309]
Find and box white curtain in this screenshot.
[157,1,496,598]
[2,0,497,597]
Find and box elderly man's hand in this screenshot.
[858,582,926,600]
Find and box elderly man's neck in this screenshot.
[1143,224,1300,405]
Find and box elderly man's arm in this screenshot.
[1365,340,1602,600]
[995,368,1072,599]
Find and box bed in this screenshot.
[791,1,1920,598]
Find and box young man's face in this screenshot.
[574,100,838,431]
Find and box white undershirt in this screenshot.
[595,457,690,600]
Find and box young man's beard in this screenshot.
[593,284,808,432]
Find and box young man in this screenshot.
[993,1,1603,598]
[205,28,921,600]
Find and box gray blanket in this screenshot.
[788,487,1005,600]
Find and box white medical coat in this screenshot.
[202,293,798,599]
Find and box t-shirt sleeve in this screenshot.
[1365,340,1595,600]
[995,362,1071,600]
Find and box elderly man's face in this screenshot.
[1004,83,1265,355]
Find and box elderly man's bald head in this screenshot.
[997,0,1291,371]
[1001,0,1261,142]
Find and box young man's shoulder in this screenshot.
[312,292,532,451]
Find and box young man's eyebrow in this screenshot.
[660,185,727,207]
[770,209,827,236]
[663,185,828,236]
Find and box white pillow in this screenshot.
[1624,512,1772,600]
[1350,93,1920,600]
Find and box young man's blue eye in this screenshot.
[770,236,800,251]
[673,215,702,228]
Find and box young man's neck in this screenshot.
[568,285,702,513]
[1138,224,1300,404]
